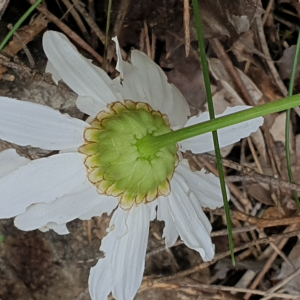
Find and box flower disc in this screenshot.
[79,100,178,209]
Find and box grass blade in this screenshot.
[285,29,300,208]
[191,0,235,265]
[0,0,44,53]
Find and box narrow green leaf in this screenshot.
[285,29,300,208]
[191,0,235,265]
[0,0,44,53]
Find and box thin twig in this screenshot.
[60,0,89,39]
[247,136,263,174]
[190,154,246,212]
[146,225,257,258]
[88,0,98,48]
[151,31,156,60]
[215,209,300,229]
[0,0,10,20]
[199,153,300,193]
[0,56,32,74]
[3,13,48,57]
[140,281,300,299]
[183,0,190,57]
[210,38,255,106]
[7,23,35,67]
[144,229,300,284]
[244,223,300,299]
[254,4,288,97]
[113,0,131,37]
[262,0,274,25]
[143,21,151,57]
[261,267,300,300]
[71,0,105,44]
[106,0,131,62]
[28,0,103,65]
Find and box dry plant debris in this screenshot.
[1,0,300,300]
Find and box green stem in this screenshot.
[0,0,44,53]
[139,93,300,153]
[285,29,300,208]
[191,0,234,265]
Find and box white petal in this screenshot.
[89,207,129,300]
[189,192,214,238]
[0,149,30,179]
[0,97,87,150]
[112,49,190,128]
[148,201,158,221]
[176,159,228,208]
[14,180,117,231]
[167,173,215,261]
[39,222,70,235]
[79,196,118,220]
[157,197,179,247]
[179,106,264,153]
[112,204,150,300]
[45,61,61,84]
[89,252,113,300]
[89,204,150,300]
[112,37,124,79]
[0,152,86,218]
[43,31,118,115]
[76,96,106,119]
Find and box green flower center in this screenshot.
[79,100,178,209]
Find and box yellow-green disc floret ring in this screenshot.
[79,100,178,209]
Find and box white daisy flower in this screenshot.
[0,31,263,300]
